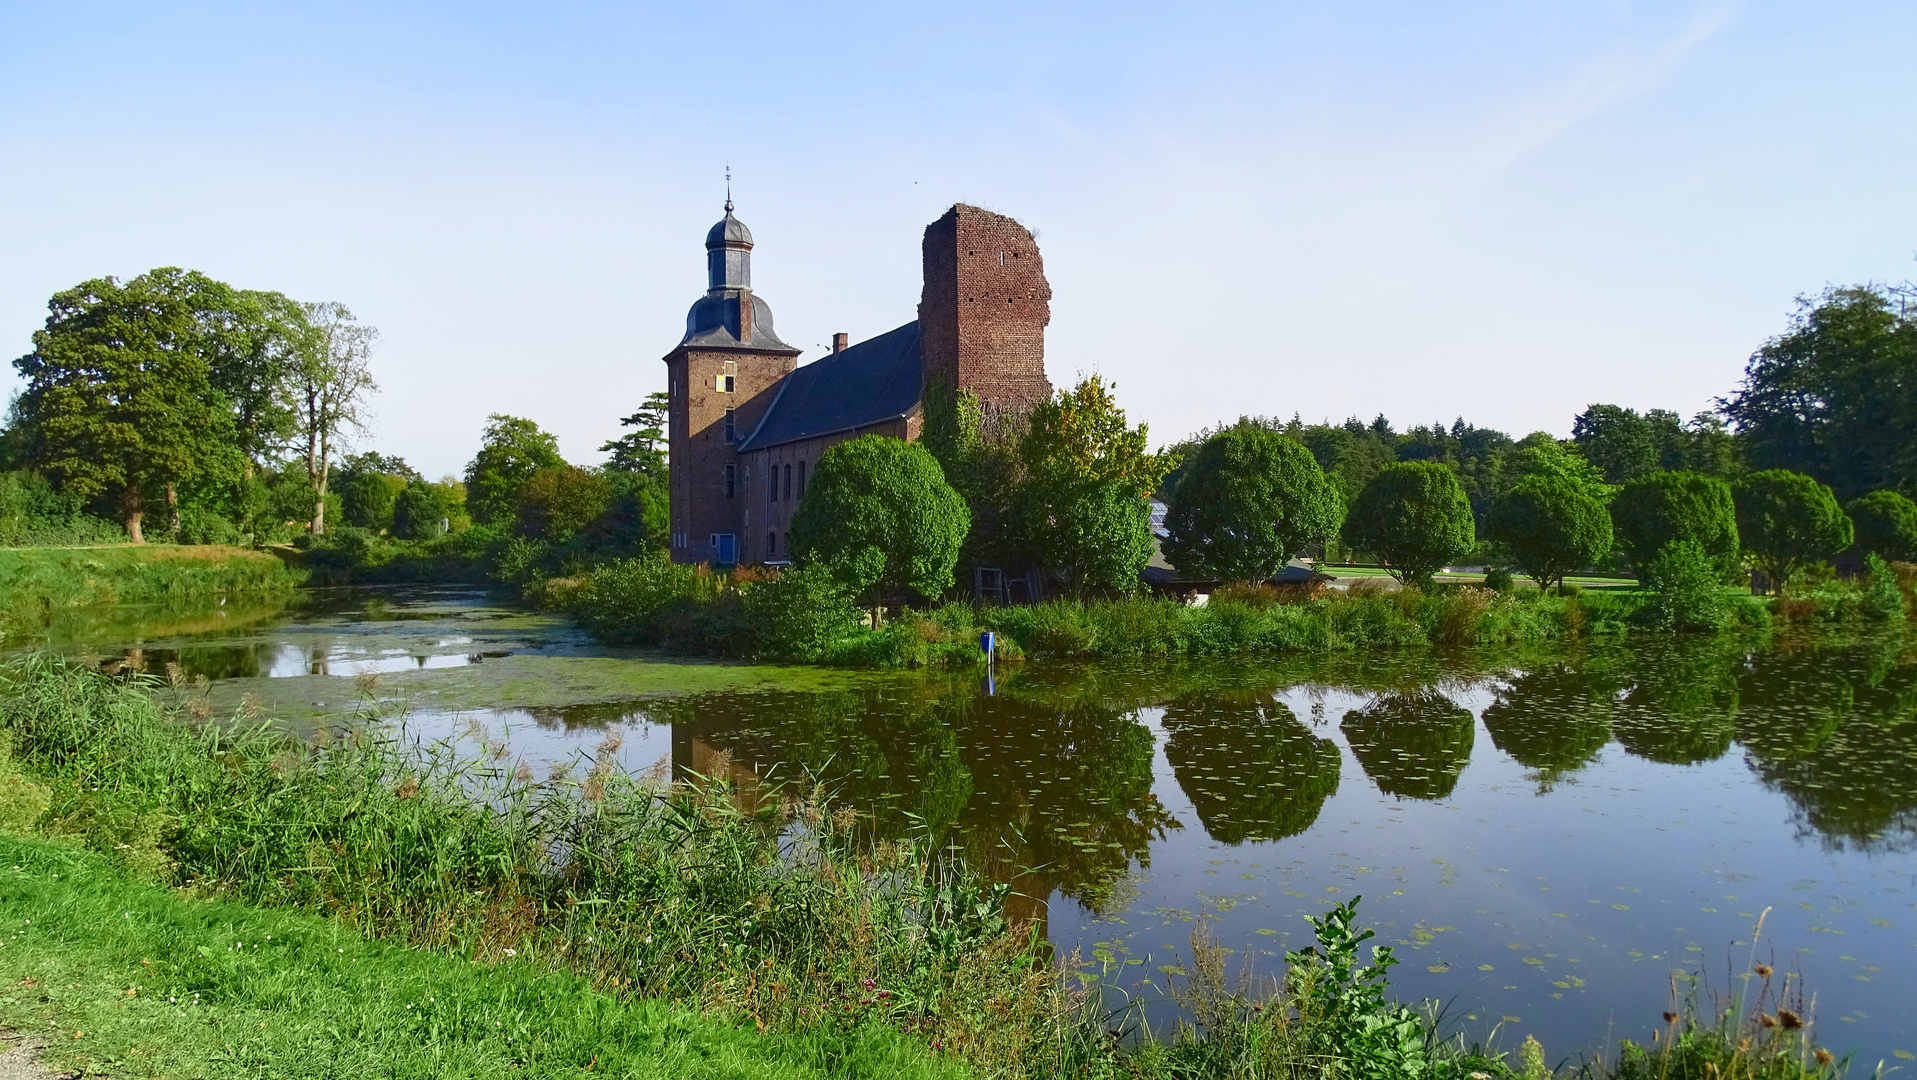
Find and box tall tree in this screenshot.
[1721,284,1917,499]
[465,415,565,526]
[1847,490,1917,564]
[292,302,378,535]
[1163,425,1343,583]
[11,271,229,542]
[600,391,670,478]
[1016,376,1175,595]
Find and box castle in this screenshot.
[664,199,1052,577]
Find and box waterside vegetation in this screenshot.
[0,658,1862,1080]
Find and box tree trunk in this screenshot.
[166,481,180,535]
[124,491,145,545]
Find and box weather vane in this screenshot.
[725,164,733,212]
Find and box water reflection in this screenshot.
[1340,690,1475,800]
[43,589,1917,1060]
[1161,690,1339,842]
[1480,664,1614,790]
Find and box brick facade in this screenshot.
[666,202,1047,567]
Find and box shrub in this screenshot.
[1339,462,1476,587]
[339,471,408,532]
[1611,471,1740,579]
[1639,540,1731,632]
[1481,566,1515,593]
[1488,475,1612,592]
[1163,427,1343,583]
[743,565,863,662]
[1861,553,1908,622]
[1732,469,1852,587]
[1847,489,1917,563]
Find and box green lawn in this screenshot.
[1320,564,1640,588]
[0,834,963,1080]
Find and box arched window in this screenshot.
[783,463,792,501]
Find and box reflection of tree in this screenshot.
[1340,691,1474,800]
[1735,638,1917,851]
[652,688,975,839]
[1161,692,1339,843]
[1612,638,1742,765]
[949,695,1173,915]
[1481,664,1616,790]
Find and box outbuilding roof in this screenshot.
[738,321,923,451]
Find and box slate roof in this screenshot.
[738,321,923,452]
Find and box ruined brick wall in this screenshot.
[919,205,1052,415]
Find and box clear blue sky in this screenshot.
[3,2,1912,477]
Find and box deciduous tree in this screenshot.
[465,415,564,526]
[1721,284,1917,499]
[11,271,229,542]
[1487,475,1612,592]
[1163,425,1343,583]
[1339,461,1476,587]
[788,435,968,620]
[1016,376,1175,595]
[292,302,378,535]
[1847,490,1917,564]
[1732,469,1853,587]
[1609,471,1740,579]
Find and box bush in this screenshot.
[1847,489,1917,563]
[743,566,863,662]
[1732,469,1852,587]
[1339,462,1476,587]
[1638,540,1732,632]
[1481,566,1515,593]
[1611,471,1740,579]
[1487,475,1612,592]
[0,470,121,546]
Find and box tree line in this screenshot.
[5,268,375,544]
[785,281,1916,610]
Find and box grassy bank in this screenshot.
[0,833,958,1079]
[0,657,1855,1079]
[0,545,301,640]
[551,555,1786,668]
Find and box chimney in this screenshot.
[832,332,849,354]
[737,294,753,342]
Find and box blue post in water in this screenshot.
[979,631,996,695]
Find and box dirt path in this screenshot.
[0,1034,71,1080]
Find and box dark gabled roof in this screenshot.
[738,321,923,451]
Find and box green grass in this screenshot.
[0,833,963,1080]
[0,545,301,641]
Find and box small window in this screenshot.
[767,530,776,555]
[723,375,736,393]
[783,463,792,501]
[724,408,736,442]
[768,463,777,502]
[798,460,807,498]
[724,464,736,499]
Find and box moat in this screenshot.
[27,586,1917,1065]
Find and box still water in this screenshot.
[30,587,1917,1064]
